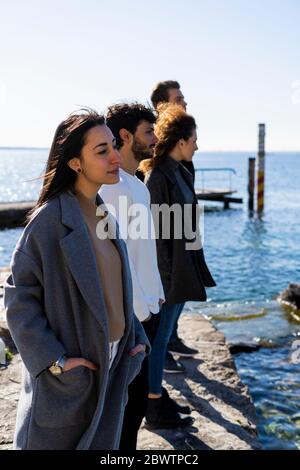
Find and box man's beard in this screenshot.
[132,137,155,162]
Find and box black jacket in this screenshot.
[181,160,195,183]
[145,156,216,304]
[136,160,195,185]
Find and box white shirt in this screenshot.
[109,339,120,369]
[100,169,165,322]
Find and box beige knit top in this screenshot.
[76,191,125,342]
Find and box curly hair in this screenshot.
[139,104,196,174]
[106,102,156,149]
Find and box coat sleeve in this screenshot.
[133,314,151,354]
[4,249,67,377]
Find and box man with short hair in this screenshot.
[151,79,187,111]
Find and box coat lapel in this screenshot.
[97,196,134,333]
[59,192,109,334]
[58,191,133,351]
[158,157,177,184]
[178,162,195,195]
[158,157,195,192]
[100,206,134,364]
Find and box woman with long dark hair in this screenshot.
[139,104,215,429]
[4,110,149,450]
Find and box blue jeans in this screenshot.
[169,302,185,343]
[148,302,184,395]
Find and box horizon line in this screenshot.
[1,146,300,153]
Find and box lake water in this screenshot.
[0,147,300,449]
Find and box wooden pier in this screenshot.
[195,189,243,209]
[0,201,35,229]
[195,168,243,209]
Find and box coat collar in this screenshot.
[157,156,178,184]
[158,156,195,193]
[60,189,104,230]
[178,162,196,194]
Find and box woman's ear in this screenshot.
[67,157,81,173]
[178,138,186,157]
[179,138,185,148]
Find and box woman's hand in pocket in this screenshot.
[128,344,146,357]
[63,357,98,372]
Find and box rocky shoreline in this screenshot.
[137,315,260,450]
[0,267,261,450]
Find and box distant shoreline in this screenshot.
[1,147,300,153]
[0,147,49,151]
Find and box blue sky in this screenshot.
[0,0,299,150]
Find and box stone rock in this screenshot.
[0,268,10,323]
[228,342,261,354]
[0,355,21,450]
[0,321,17,354]
[137,314,261,450]
[278,283,300,310]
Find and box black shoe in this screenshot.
[145,397,194,429]
[168,338,198,357]
[161,387,191,415]
[164,352,185,373]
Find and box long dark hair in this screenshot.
[139,104,196,174]
[27,109,105,222]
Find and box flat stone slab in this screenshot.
[137,315,260,450]
[0,355,21,450]
[0,269,9,323]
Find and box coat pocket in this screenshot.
[127,350,146,385]
[33,366,96,429]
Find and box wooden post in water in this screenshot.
[257,123,266,215]
[248,157,255,212]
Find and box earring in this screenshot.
[77,169,81,173]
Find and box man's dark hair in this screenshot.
[106,103,156,149]
[150,80,180,110]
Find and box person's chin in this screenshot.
[106,173,120,184]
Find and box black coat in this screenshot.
[136,160,195,184]
[181,160,195,184]
[145,156,216,304]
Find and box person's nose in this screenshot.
[110,148,121,165]
[152,133,158,145]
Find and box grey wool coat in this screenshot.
[4,190,150,450]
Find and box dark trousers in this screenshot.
[119,313,160,451]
